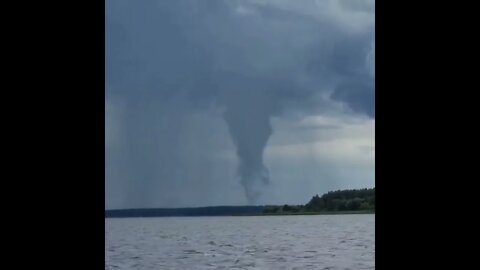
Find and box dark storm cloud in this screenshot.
[105,0,374,208]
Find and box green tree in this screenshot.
[282,204,292,212]
[346,198,363,210]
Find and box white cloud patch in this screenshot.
[244,0,374,34]
[267,114,374,163]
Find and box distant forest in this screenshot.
[105,206,265,218]
[105,188,375,218]
[263,188,375,214]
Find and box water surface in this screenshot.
[106,214,374,269]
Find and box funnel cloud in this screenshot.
[223,90,273,203]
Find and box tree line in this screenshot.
[263,188,375,214]
[106,206,265,218]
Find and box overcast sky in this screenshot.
[105,0,375,209]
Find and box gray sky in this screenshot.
[105,0,375,209]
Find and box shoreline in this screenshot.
[236,210,375,216]
[105,210,375,218]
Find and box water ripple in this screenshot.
[106,215,375,269]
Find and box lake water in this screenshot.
[105,215,374,270]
